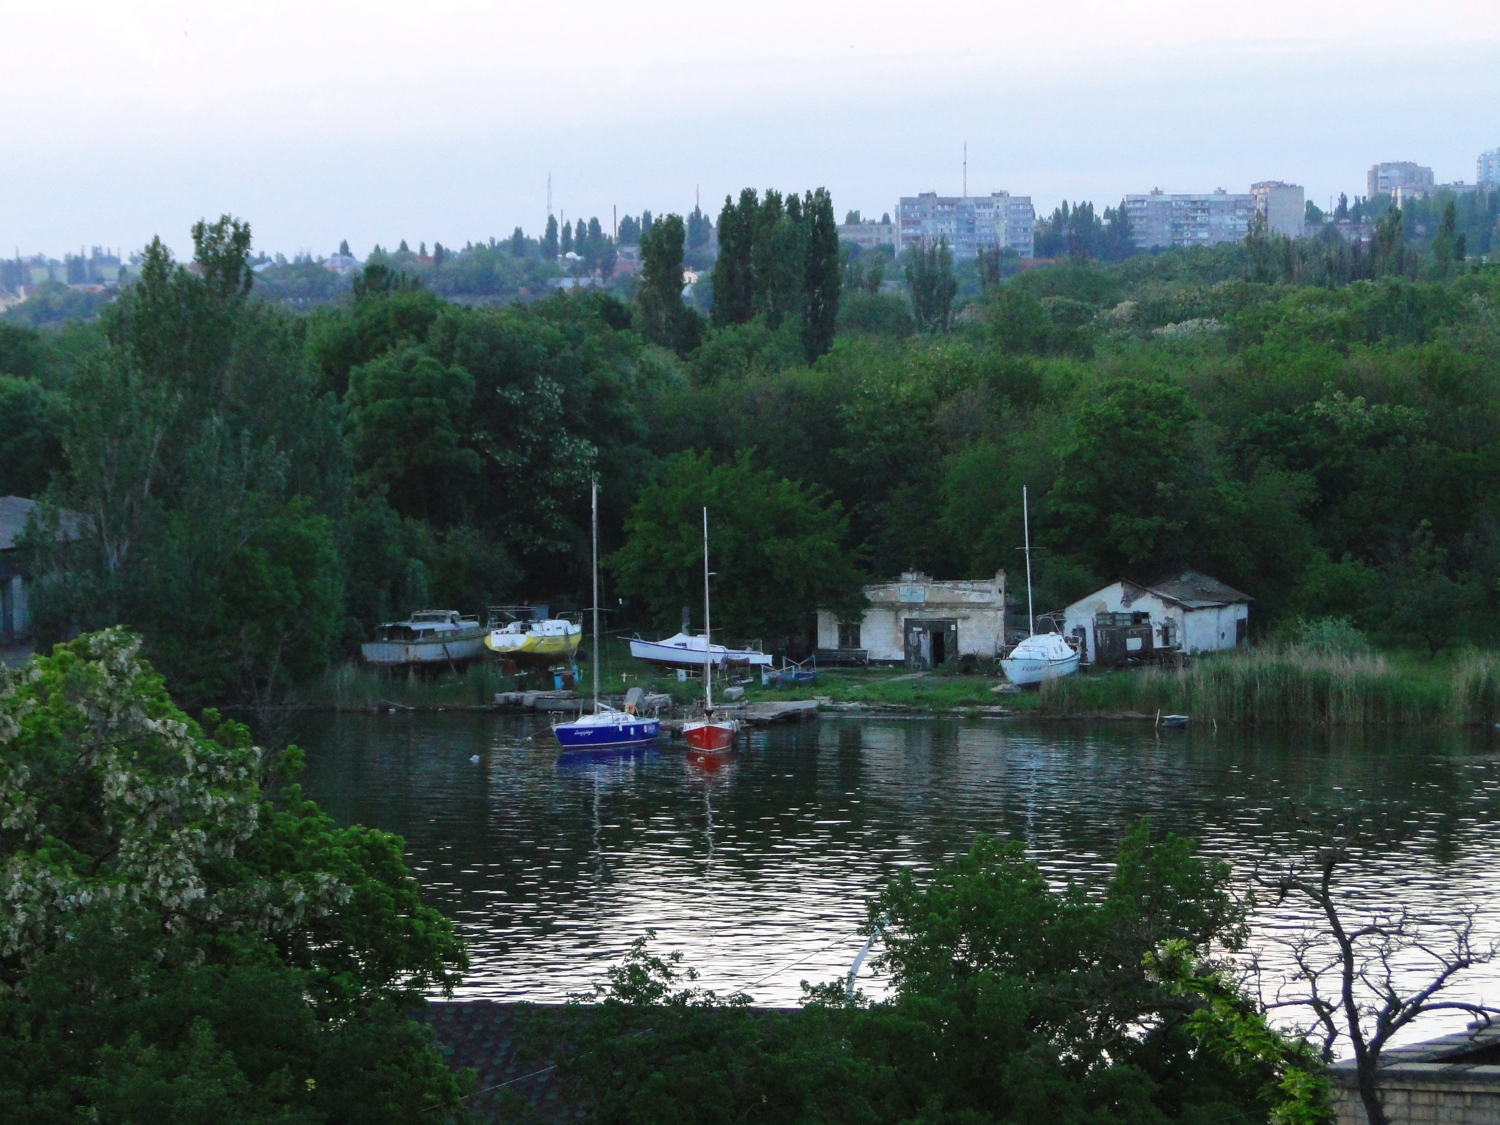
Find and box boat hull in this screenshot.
[630,635,772,670]
[554,716,661,750]
[1000,649,1080,686]
[682,720,737,752]
[485,626,581,666]
[360,634,489,667]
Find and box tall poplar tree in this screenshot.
[711,189,757,328]
[801,187,841,361]
[542,216,559,260]
[636,213,696,354]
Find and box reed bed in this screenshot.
[1451,652,1500,725]
[310,660,519,710]
[1039,644,1455,725]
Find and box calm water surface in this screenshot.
[291,713,1500,1034]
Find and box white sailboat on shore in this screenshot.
[1000,486,1081,686]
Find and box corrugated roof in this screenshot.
[1146,569,1253,609]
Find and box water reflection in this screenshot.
[291,713,1500,1034]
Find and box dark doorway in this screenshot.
[903,619,958,669]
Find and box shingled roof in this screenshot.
[1145,569,1252,609]
[421,1001,579,1122]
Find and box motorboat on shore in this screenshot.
[629,633,773,670]
[1000,486,1081,687]
[554,482,660,752]
[360,610,488,668]
[484,606,582,666]
[681,507,739,755]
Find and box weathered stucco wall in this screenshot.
[1062,580,1249,662]
[818,571,1008,664]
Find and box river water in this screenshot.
[292,712,1500,1038]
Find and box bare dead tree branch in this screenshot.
[1251,801,1500,1125]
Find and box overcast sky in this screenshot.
[4,0,1500,260]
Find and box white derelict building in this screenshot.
[1060,570,1251,668]
[817,570,1009,669]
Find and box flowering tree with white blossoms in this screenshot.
[0,629,469,1122]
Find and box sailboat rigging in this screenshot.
[553,480,662,750]
[682,507,739,753]
[999,486,1081,686]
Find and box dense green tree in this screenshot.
[636,214,699,354]
[608,450,865,642]
[752,190,806,328]
[561,219,574,254]
[0,375,65,497]
[510,225,526,256]
[0,630,468,1123]
[556,824,1323,1125]
[309,265,443,398]
[27,217,348,703]
[686,205,712,250]
[346,344,479,525]
[1046,378,1204,579]
[710,189,757,328]
[801,186,841,361]
[542,214,559,259]
[0,323,51,381]
[904,238,957,332]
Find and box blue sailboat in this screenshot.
[554,481,660,752]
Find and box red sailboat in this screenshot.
[681,506,739,754]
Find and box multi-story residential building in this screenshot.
[1368,161,1434,198]
[1479,149,1500,188]
[1124,189,1255,249]
[837,220,897,250]
[1250,181,1305,238]
[897,192,1035,258]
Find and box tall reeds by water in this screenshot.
[314,660,517,710]
[1038,645,1480,725]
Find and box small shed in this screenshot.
[1060,569,1251,667]
[817,570,1010,669]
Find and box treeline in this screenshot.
[4,196,1500,702]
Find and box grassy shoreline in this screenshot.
[299,641,1500,726]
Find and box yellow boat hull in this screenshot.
[484,625,581,666]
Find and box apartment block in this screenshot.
[897,192,1035,258]
[1124,189,1255,249]
[1250,181,1305,238]
[1480,148,1500,188]
[1368,161,1434,198]
[837,221,897,250]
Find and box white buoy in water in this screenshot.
[469,754,481,763]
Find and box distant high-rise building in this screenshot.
[1250,181,1305,238]
[1368,162,1435,198]
[1124,189,1255,249]
[1480,149,1500,187]
[837,220,897,250]
[897,192,1035,258]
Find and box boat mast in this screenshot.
[591,478,600,713]
[702,506,712,713]
[1023,485,1035,636]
